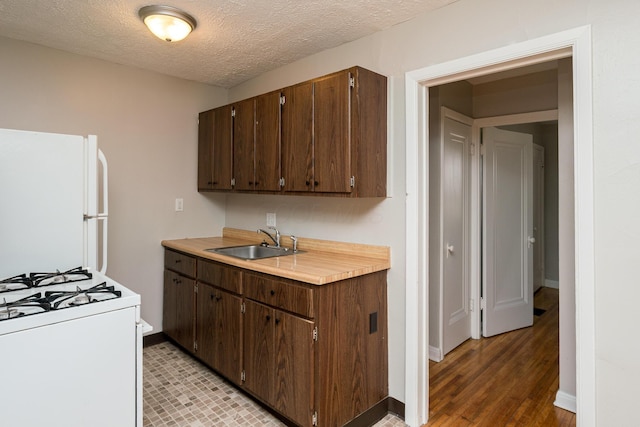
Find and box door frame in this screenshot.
[471,110,558,338]
[404,26,594,427]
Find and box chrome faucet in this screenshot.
[257,226,280,248]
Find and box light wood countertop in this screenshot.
[161,228,390,285]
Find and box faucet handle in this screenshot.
[290,235,298,253]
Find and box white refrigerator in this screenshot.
[0,128,149,427]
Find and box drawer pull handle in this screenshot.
[175,259,181,264]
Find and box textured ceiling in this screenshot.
[0,0,458,88]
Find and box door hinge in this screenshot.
[231,178,236,187]
[194,341,198,352]
[480,297,486,311]
[241,370,246,382]
[280,94,286,105]
[312,326,318,342]
[241,302,246,314]
[312,411,318,426]
[350,176,355,188]
[279,177,285,187]
[231,107,236,117]
[349,74,355,88]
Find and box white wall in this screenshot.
[0,37,229,332]
[227,0,640,420]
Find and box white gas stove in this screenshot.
[0,267,144,427]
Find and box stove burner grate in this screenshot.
[44,282,121,310]
[30,267,92,287]
[0,274,33,293]
[0,294,51,321]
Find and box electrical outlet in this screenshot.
[175,198,184,212]
[266,212,276,227]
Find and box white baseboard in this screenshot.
[429,345,443,362]
[545,279,560,289]
[554,390,577,413]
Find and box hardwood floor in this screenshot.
[425,287,576,427]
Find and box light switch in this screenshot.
[175,198,184,212]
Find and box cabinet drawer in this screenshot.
[244,273,314,318]
[165,249,196,278]
[197,259,242,294]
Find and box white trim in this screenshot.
[404,26,594,427]
[545,279,560,289]
[404,73,429,427]
[555,390,578,413]
[429,345,443,362]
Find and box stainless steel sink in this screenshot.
[205,245,301,260]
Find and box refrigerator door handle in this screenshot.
[97,149,108,274]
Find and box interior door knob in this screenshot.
[446,244,454,258]
[527,236,536,248]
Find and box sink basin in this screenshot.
[206,245,301,260]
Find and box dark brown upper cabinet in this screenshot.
[232,91,281,192]
[198,66,386,197]
[254,91,282,192]
[281,81,314,193]
[232,98,255,191]
[312,70,352,193]
[198,105,233,191]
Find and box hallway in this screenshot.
[426,288,576,426]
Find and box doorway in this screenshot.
[404,26,594,427]
[431,107,559,357]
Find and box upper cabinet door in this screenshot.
[212,106,234,190]
[281,82,314,193]
[233,98,256,191]
[255,91,282,192]
[198,106,233,191]
[197,109,214,191]
[314,71,352,193]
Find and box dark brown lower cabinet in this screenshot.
[196,282,242,383]
[163,249,388,427]
[163,269,195,352]
[243,300,314,426]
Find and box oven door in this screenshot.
[1,307,138,426]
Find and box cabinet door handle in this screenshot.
[305,181,311,186]
[266,315,271,322]
[275,318,280,325]
[270,290,275,296]
[314,181,319,186]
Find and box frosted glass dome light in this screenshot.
[139,5,197,43]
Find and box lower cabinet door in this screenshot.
[273,310,315,427]
[197,283,242,383]
[164,269,195,352]
[243,300,275,404]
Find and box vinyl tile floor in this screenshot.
[143,341,407,427]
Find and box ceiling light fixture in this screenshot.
[139,5,197,43]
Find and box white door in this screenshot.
[532,144,545,292]
[442,115,472,355]
[482,127,534,337]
